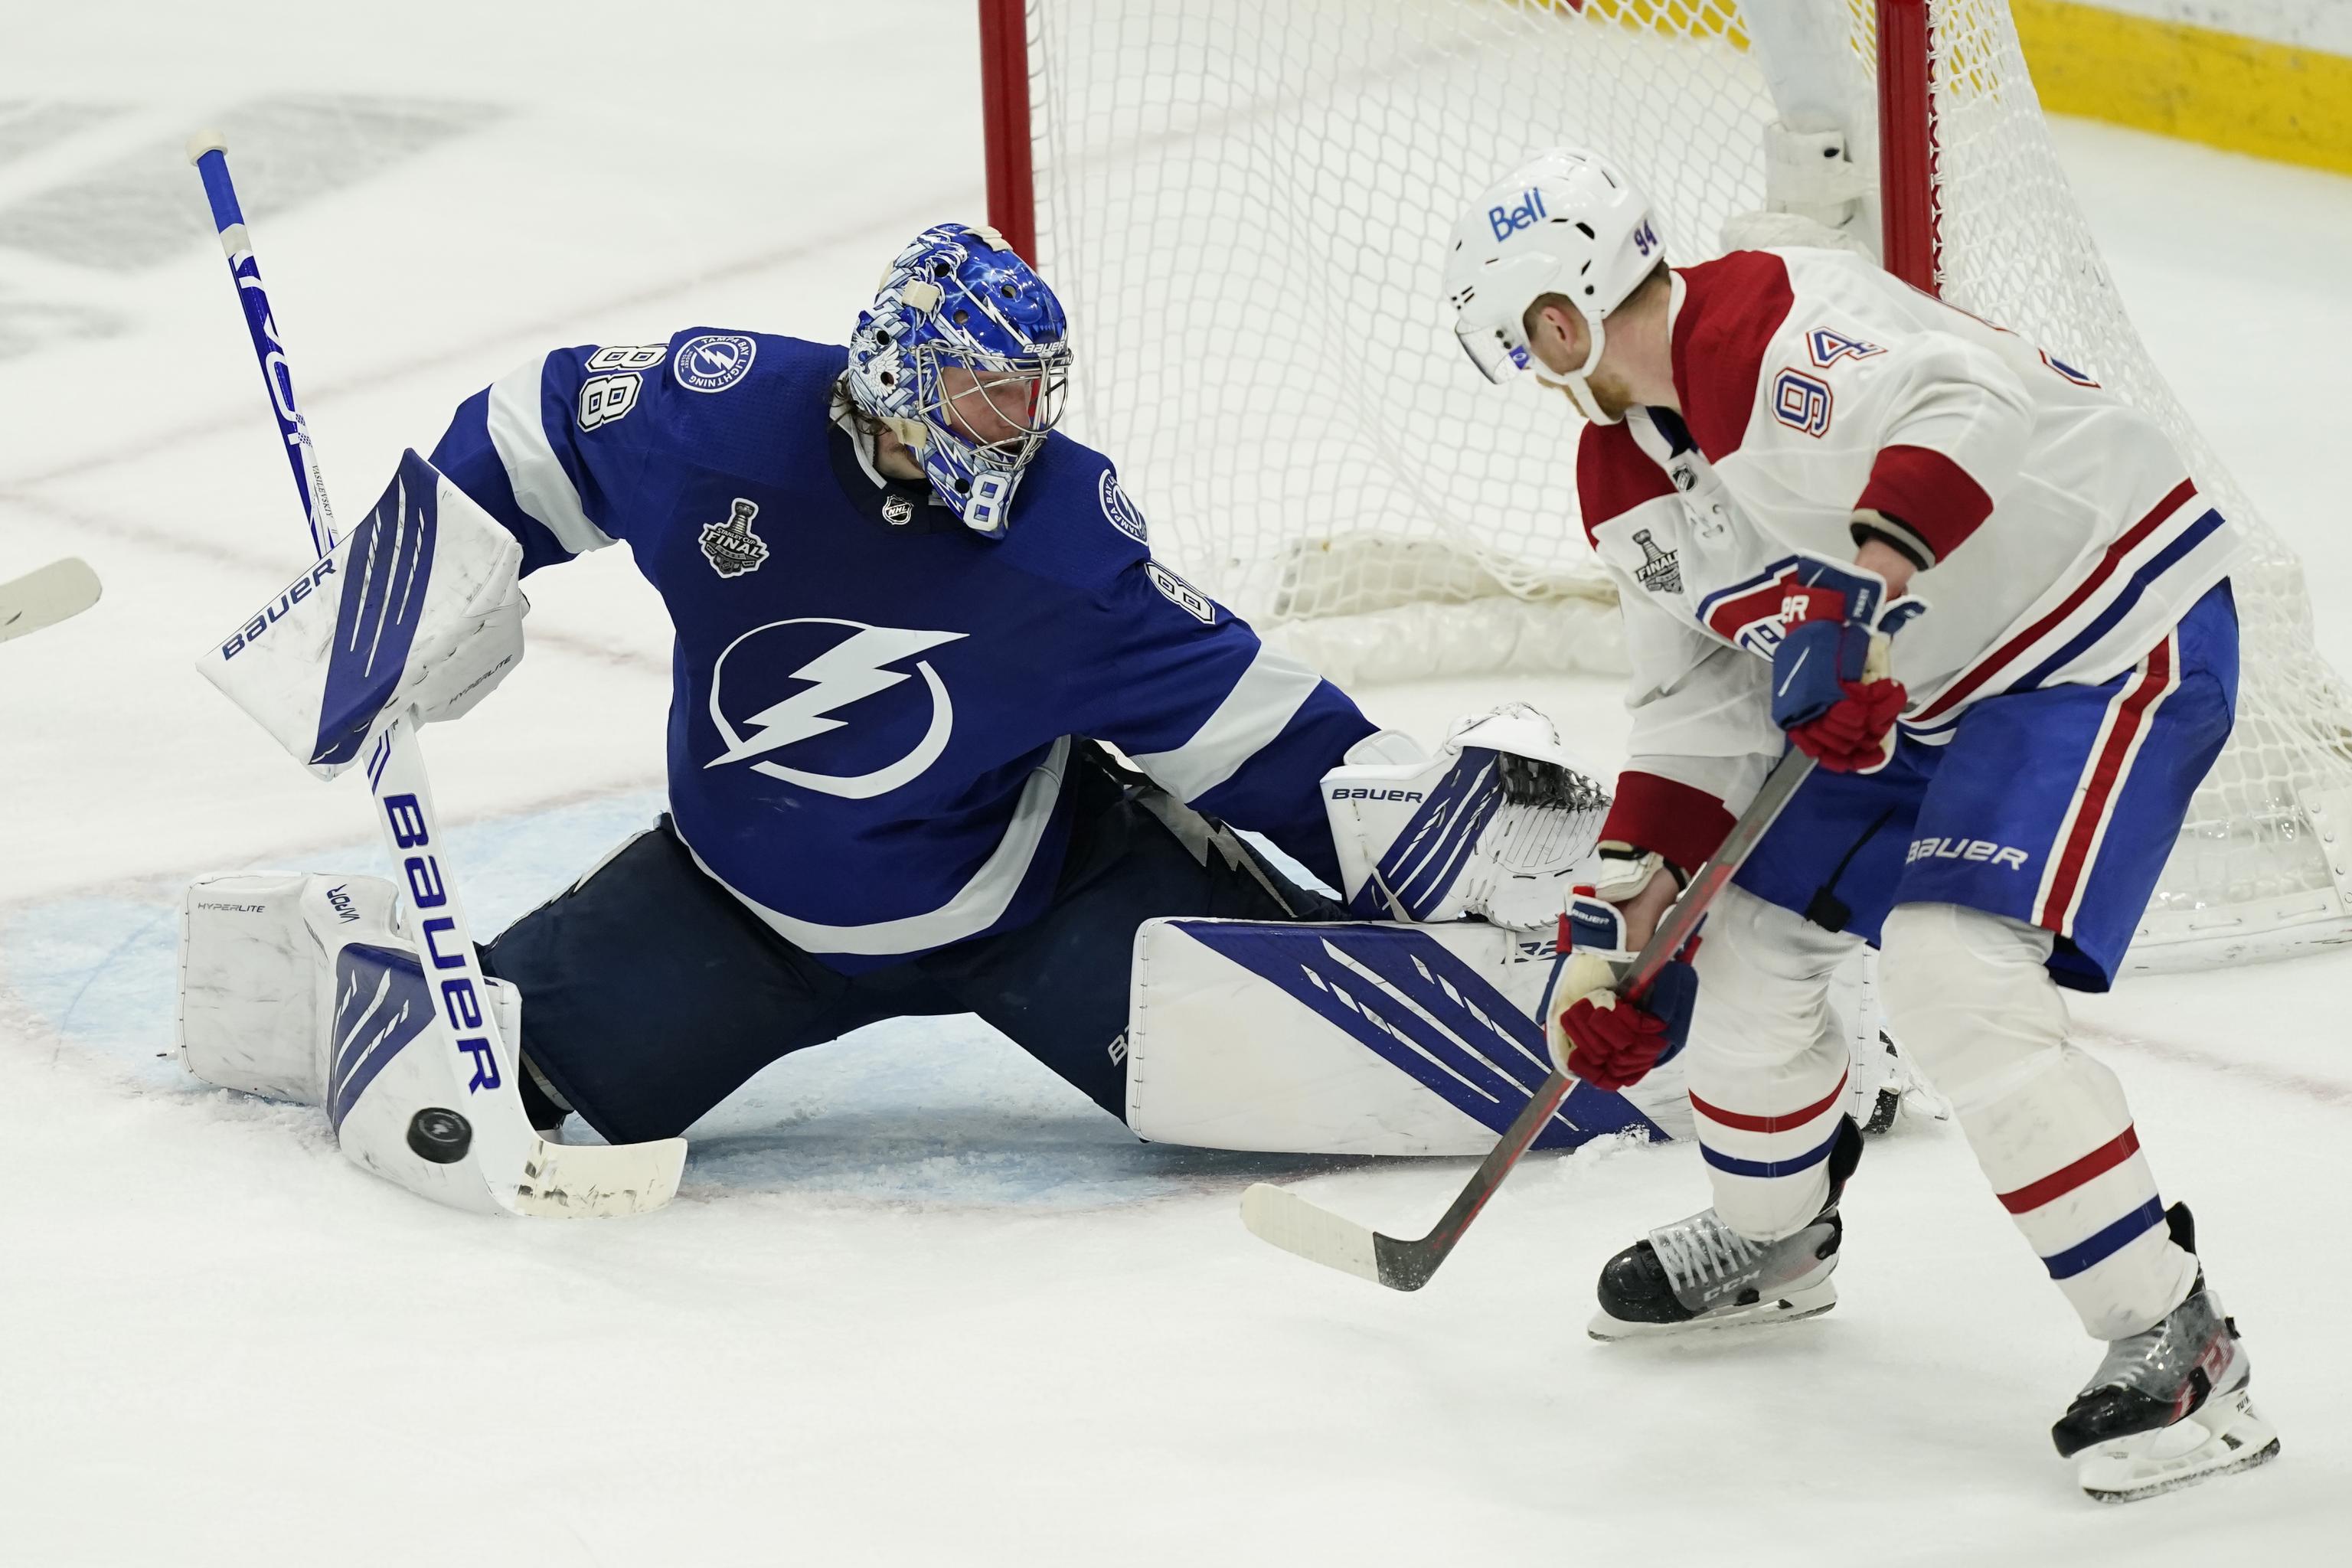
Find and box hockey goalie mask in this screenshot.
[845,223,1072,539]
[1444,149,1664,425]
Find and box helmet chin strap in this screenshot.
[1533,312,1621,426]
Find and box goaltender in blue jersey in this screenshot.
[180,222,1635,1173]
[429,314,1368,974]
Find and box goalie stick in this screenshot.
[187,133,684,1217]
[0,558,101,644]
[1241,747,1818,1289]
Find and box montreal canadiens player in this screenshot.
[1445,150,2277,1500]
[178,224,1612,1181]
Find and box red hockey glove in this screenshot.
[1545,894,1700,1094]
[1765,552,1926,775]
[1786,675,1907,773]
[1553,992,1675,1093]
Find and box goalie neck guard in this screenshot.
[844,223,1072,539]
[1444,148,1664,424]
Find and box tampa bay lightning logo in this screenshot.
[1098,469,1148,544]
[705,618,967,799]
[676,333,756,394]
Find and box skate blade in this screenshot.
[1588,1280,1838,1341]
[2077,1390,2281,1504]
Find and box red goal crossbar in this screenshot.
[976,0,1942,293]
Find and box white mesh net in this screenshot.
[1021,0,2352,967]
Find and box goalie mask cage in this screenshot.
[978,0,2352,970]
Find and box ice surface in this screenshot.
[2,5,2349,1562]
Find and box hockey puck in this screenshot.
[406,1107,473,1165]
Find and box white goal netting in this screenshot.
[1018,0,2352,968]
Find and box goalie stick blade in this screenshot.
[504,1134,688,1218]
[0,557,101,644]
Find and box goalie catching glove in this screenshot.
[198,449,527,779]
[1321,704,1610,931]
[1545,893,1700,1093]
[1766,550,1927,775]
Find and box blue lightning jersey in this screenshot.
[429,330,1374,972]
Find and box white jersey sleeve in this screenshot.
[1576,421,1781,874]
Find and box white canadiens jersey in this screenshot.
[1578,248,2235,864]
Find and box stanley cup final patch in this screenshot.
[700,498,769,578]
[1632,528,1682,595]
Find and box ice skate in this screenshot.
[1589,1118,1860,1340]
[2053,1204,2280,1503]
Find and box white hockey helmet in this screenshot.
[1443,148,1665,424]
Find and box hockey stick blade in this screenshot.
[1240,749,1818,1290]
[0,557,101,644]
[1241,1067,1574,1291]
[1241,1182,1381,1284]
[510,1134,689,1218]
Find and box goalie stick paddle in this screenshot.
[187,133,684,1219]
[1240,747,1819,1290]
[0,558,101,644]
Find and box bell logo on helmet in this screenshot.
[1487,187,1550,242]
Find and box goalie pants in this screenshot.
[1686,581,2237,1340]
[479,746,1333,1146]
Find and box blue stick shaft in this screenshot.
[187,136,336,557]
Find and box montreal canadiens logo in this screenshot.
[1697,557,1850,656]
[676,333,756,394]
[705,619,967,799]
[1098,469,1148,544]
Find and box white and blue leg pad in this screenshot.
[179,871,526,1210]
[1125,916,1691,1155]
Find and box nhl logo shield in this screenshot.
[700,498,769,578]
[882,494,915,527]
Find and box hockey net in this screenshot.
[989,0,2352,969]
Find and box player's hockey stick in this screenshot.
[0,558,101,644]
[188,134,684,1217]
[1241,747,1818,1289]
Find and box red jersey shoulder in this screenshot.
[1668,251,1796,462]
[1576,420,1675,546]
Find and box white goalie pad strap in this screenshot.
[1127,916,1691,1155]
[197,449,526,781]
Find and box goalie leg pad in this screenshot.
[179,871,528,1212]
[179,872,406,1105]
[1126,916,1687,1155]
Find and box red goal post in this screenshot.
[975,0,2352,972]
